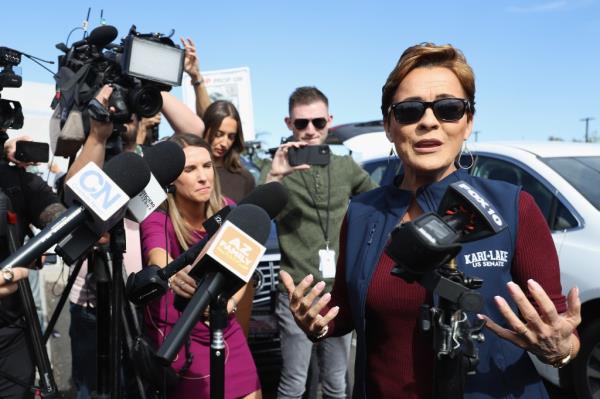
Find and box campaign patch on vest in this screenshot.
[464,249,509,268]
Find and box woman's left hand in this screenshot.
[169,265,198,298]
[479,279,581,364]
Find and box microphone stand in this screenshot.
[0,192,58,397]
[209,295,228,399]
[402,258,485,399]
[110,219,126,398]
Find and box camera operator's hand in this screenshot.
[169,265,198,299]
[0,267,28,298]
[280,270,339,340]
[138,114,162,144]
[4,135,34,169]
[180,37,202,83]
[89,85,115,144]
[265,142,311,183]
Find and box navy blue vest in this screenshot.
[344,169,549,399]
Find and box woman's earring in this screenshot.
[388,146,397,165]
[457,141,474,170]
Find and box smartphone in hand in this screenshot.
[287,145,330,166]
[15,141,49,163]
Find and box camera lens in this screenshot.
[129,86,163,118]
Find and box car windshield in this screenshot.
[542,156,600,210]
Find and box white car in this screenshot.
[328,122,600,399]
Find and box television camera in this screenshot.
[52,24,184,156]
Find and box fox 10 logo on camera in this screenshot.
[66,163,129,222]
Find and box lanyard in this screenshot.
[300,163,331,247]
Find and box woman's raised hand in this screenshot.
[279,270,339,338]
[480,279,581,365]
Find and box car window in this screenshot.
[362,160,388,185]
[542,156,600,211]
[471,156,578,231]
[363,158,401,186]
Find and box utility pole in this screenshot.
[473,130,481,142]
[580,117,594,143]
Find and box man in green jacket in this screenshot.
[260,87,377,399]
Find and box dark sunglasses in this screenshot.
[389,98,471,124]
[292,117,328,130]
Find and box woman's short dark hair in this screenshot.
[203,101,245,173]
[381,43,476,124]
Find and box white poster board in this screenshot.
[182,67,255,141]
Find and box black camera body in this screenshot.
[56,25,183,124]
[0,47,24,130]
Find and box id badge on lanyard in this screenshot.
[319,242,336,279]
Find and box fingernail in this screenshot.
[332,306,339,313]
[322,293,331,301]
[507,281,517,289]
[494,295,504,305]
[315,281,325,290]
[528,279,541,291]
[476,313,484,319]
[305,274,313,283]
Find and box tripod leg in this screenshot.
[94,250,111,398]
[18,278,59,397]
[119,265,148,399]
[42,257,85,344]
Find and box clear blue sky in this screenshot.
[3,0,599,146]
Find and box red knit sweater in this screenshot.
[327,191,566,398]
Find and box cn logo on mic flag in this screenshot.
[207,221,266,282]
[66,162,128,221]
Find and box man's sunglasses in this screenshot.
[292,117,328,130]
[388,98,471,124]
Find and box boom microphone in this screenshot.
[0,152,150,271]
[72,25,118,49]
[157,203,270,364]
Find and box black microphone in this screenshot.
[72,25,118,49]
[202,181,289,235]
[142,141,186,187]
[125,182,288,305]
[0,152,151,271]
[156,204,271,364]
[127,141,186,222]
[56,143,184,265]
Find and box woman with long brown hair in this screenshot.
[140,133,261,398]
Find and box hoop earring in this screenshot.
[388,146,397,165]
[457,141,474,170]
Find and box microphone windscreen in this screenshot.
[88,25,118,48]
[143,141,185,187]
[239,182,289,219]
[104,152,151,198]
[227,204,271,244]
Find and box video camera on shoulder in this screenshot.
[52,24,185,156]
[0,47,24,131]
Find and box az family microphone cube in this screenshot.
[206,220,267,283]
